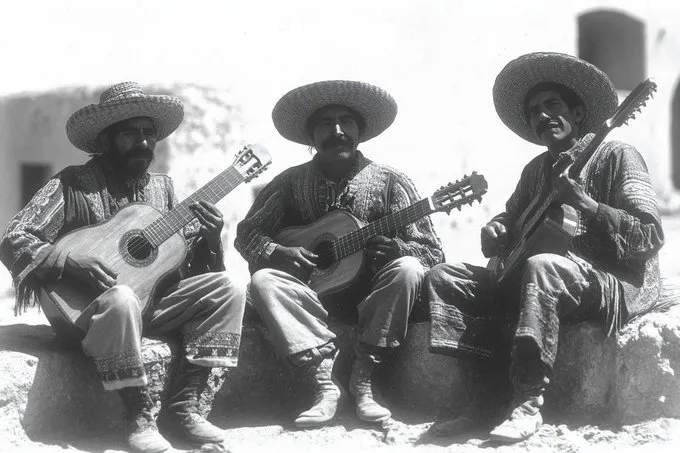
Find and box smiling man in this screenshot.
[235,80,444,428]
[0,82,247,453]
[424,53,664,442]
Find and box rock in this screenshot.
[548,322,617,421]
[2,292,680,443]
[615,305,680,423]
[0,324,222,440]
[548,284,680,424]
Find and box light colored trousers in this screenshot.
[79,272,246,391]
[248,256,425,358]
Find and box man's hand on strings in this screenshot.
[64,252,118,292]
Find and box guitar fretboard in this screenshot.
[501,127,610,262]
[143,166,244,247]
[327,198,433,260]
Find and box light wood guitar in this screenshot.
[487,78,657,284]
[38,144,271,339]
[271,172,488,297]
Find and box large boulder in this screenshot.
[2,291,680,442]
[0,324,224,440]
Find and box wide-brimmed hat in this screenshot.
[66,81,184,153]
[493,52,618,145]
[272,80,398,145]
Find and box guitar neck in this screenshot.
[519,127,611,244]
[569,126,610,177]
[143,166,244,246]
[332,198,433,260]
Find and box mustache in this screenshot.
[321,135,354,150]
[536,118,563,135]
[123,147,154,160]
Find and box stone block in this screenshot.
[0,324,222,440]
[3,295,680,441]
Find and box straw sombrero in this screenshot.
[66,81,184,153]
[272,80,398,145]
[493,52,618,145]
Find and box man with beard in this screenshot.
[425,53,664,442]
[235,80,444,428]
[0,82,247,453]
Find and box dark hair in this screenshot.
[523,82,585,122]
[304,104,366,140]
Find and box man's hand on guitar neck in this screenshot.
[63,253,118,292]
[554,171,599,220]
[481,221,507,258]
[190,201,225,253]
[364,235,400,269]
[270,246,318,276]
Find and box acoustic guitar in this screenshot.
[486,78,657,284]
[271,172,488,297]
[38,144,271,339]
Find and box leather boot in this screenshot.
[489,354,548,443]
[119,386,172,453]
[157,359,225,445]
[292,342,342,429]
[349,341,391,423]
[489,394,544,443]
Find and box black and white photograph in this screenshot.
[1,1,680,452]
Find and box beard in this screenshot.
[108,147,154,180]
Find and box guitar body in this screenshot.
[38,203,187,340]
[487,203,578,283]
[274,209,368,297]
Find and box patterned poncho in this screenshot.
[493,134,664,332]
[0,156,221,314]
[235,151,444,271]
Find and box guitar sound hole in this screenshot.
[313,241,334,270]
[127,235,153,260]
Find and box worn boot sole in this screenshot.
[294,390,344,429]
[489,415,542,443]
[157,416,226,446]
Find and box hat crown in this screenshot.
[99,82,146,104]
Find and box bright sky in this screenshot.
[2,0,678,175]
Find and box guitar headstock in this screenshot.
[607,78,657,130]
[431,171,488,214]
[233,144,272,182]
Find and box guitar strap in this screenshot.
[384,172,394,213]
[383,172,396,237]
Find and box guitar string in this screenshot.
[326,185,475,260]
[113,167,245,263]
[494,127,610,273]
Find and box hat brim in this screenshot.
[272,80,398,145]
[66,95,184,153]
[493,52,618,145]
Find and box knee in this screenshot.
[391,256,425,284]
[207,271,246,307]
[97,285,141,318]
[248,268,281,309]
[250,268,278,293]
[524,253,562,274]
